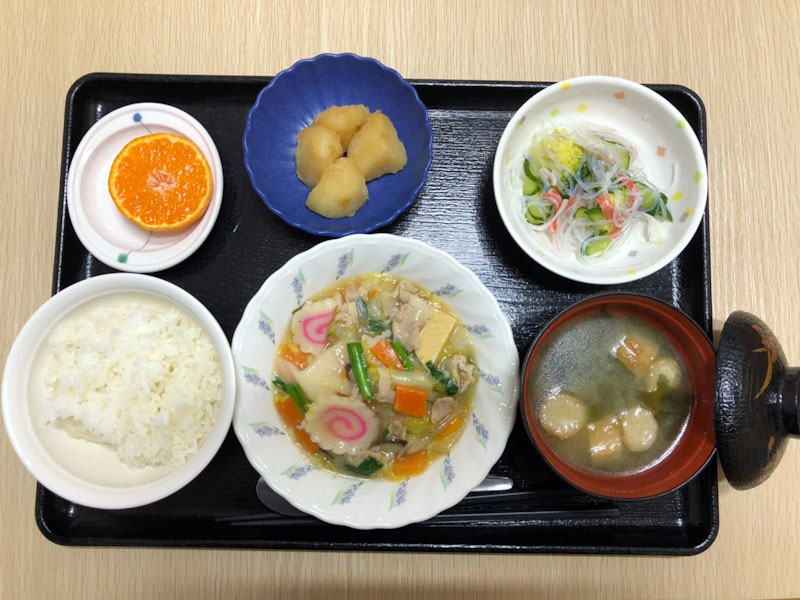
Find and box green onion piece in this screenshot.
[426,361,459,396]
[390,340,415,371]
[343,456,383,477]
[273,376,308,414]
[347,342,373,399]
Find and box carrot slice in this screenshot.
[392,451,429,477]
[435,415,463,441]
[275,398,319,453]
[394,384,428,417]
[279,343,312,370]
[370,338,404,370]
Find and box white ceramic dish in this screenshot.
[232,234,519,529]
[493,76,708,285]
[1,274,236,509]
[67,102,223,273]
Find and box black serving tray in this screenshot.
[37,73,716,555]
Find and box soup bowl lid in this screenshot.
[714,311,799,489]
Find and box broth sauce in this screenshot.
[530,310,691,474]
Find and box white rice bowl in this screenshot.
[232,234,519,529]
[1,274,236,509]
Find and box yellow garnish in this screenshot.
[534,136,583,174]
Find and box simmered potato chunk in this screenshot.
[306,157,368,218]
[295,123,344,187]
[538,392,588,440]
[587,416,624,461]
[347,111,408,181]
[314,105,370,148]
[620,405,658,452]
[615,333,658,375]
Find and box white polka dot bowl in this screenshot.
[67,102,223,273]
[232,234,519,529]
[493,76,708,285]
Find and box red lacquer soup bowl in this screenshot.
[520,294,716,499]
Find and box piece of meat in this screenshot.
[344,449,385,466]
[386,419,407,442]
[391,296,433,351]
[443,354,475,393]
[394,280,417,304]
[375,367,395,404]
[334,300,359,328]
[430,396,458,425]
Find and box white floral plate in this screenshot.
[232,234,519,529]
[67,102,223,273]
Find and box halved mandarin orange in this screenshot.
[108,133,213,230]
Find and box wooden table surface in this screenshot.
[2,1,798,598]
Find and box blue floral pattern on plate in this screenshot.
[440,455,455,490]
[292,270,306,305]
[250,422,285,437]
[433,283,463,297]
[258,312,275,343]
[336,249,354,279]
[466,323,494,339]
[472,413,489,448]
[331,481,363,505]
[480,372,503,394]
[389,479,409,509]
[382,253,409,273]
[281,464,315,480]
[243,367,269,389]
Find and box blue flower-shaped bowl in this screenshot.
[243,54,433,237]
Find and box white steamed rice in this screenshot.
[41,295,222,469]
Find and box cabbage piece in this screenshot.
[302,396,380,455]
[291,342,351,401]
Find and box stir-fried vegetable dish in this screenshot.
[273,274,477,479]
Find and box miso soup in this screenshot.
[530,310,691,474]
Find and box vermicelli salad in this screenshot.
[518,125,672,261]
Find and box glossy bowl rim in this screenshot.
[242,53,434,237]
[519,291,716,500]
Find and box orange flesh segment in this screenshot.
[108,133,213,230]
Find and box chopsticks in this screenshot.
[215,487,620,527]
